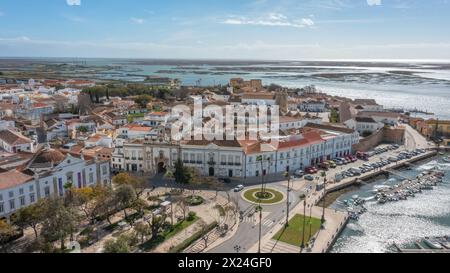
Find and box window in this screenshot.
[19,188,24,195]
[89,173,94,184]
[228,155,233,165]
[0,203,3,213]
[20,196,25,206]
[30,194,35,203]
[0,194,2,201]
[44,186,50,197]
[29,185,34,192]
[9,199,15,210]
[102,165,107,175]
[9,191,13,198]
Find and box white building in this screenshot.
[116,124,153,139]
[0,147,111,220]
[0,129,35,153]
[241,93,276,106]
[299,100,327,112]
[344,117,383,135]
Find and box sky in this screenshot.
[0,0,450,60]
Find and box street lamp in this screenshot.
[301,199,306,250]
[321,171,327,229]
[284,171,290,227]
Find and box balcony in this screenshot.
[235,163,242,166]
[207,161,216,165]
[196,161,203,164]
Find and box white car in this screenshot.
[234,185,245,192]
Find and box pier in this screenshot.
[393,243,450,253]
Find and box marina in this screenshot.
[330,154,450,253]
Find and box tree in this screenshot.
[104,235,131,253]
[13,199,47,239]
[173,196,189,221]
[77,126,88,133]
[41,197,79,250]
[134,94,152,108]
[147,213,168,239]
[199,221,211,250]
[173,158,192,190]
[113,173,147,200]
[114,185,136,219]
[92,187,116,225]
[134,222,150,243]
[0,220,15,253]
[71,187,97,223]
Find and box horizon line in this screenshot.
[1,56,450,63]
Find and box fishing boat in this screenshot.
[424,237,444,249]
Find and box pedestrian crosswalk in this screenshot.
[241,216,278,228]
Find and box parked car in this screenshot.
[388,157,398,162]
[304,175,314,181]
[294,170,305,177]
[234,185,244,192]
[305,167,318,174]
[319,162,330,170]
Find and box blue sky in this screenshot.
[0,0,450,60]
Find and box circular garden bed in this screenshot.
[185,195,204,206]
[242,188,285,205]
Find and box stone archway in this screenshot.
[157,162,166,174]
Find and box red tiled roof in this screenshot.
[0,169,33,190]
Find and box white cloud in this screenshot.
[367,0,381,6]
[223,13,314,29]
[131,17,145,24]
[66,0,81,6]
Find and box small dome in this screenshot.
[33,148,66,164]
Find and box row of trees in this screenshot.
[3,173,149,253]
[82,84,171,103]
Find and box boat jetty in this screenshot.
[374,170,445,204]
[394,236,450,253]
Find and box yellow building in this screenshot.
[417,119,450,139]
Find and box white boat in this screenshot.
[443,156,450,163]
[424,238,444,249]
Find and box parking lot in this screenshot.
[294,144,428,185]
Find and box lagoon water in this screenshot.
[69,59,450,119]
[2,58,450,118]
[329,156,450,253]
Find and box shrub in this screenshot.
[187,211,197,221]
[185,195,204,206]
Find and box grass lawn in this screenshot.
[243,188,284,204]
[163,216,198,240]
[140,216,199,251]
[272,214,321,247]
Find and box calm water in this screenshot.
[330,156,450,253]
[2,58,450,119]
[84,59,450,119]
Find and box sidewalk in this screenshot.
[247,190,348,253]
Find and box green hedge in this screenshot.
[168,221,218,253]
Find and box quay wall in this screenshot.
[324,150,438,195]
[352,127,406,152]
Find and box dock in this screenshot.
[393,243,450,253]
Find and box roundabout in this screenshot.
[242,187,286,205]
